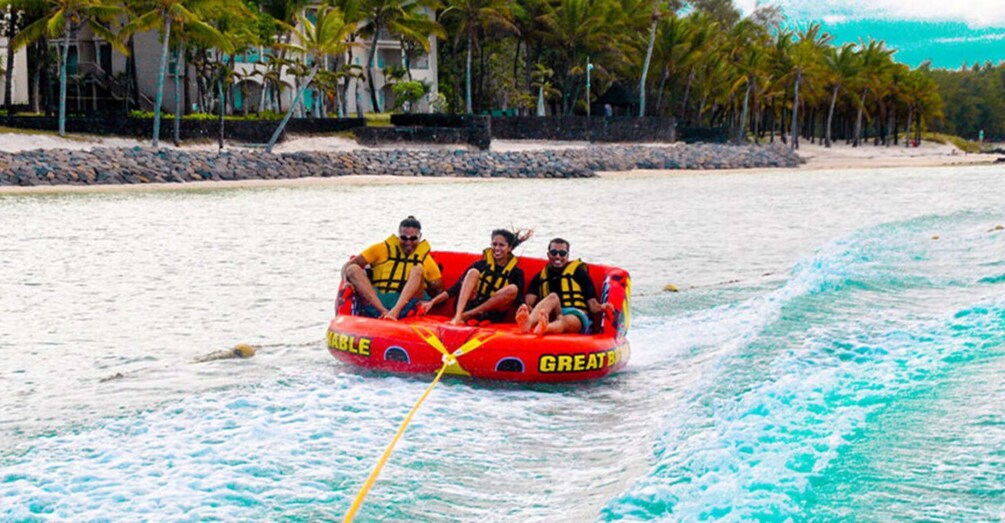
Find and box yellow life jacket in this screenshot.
[539,259,587,310]
[370,234,431,293]
[476,248,519,301]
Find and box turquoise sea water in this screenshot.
[1,166,1003,520]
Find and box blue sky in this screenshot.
[736,1,1005,69]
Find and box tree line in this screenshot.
[926,62,1005,142]
[1,0,992,149]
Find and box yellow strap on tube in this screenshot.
[343,327,500,522]
[343,362,449,523]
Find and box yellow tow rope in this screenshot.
[343,327,500,522]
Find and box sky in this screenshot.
[735,1,1005,69]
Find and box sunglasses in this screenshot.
[399,235,421,242]
[548,249,568,257]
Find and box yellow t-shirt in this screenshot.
[360,240,442,285]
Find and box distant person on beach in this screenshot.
[342,216,444,320]
[518,238,612,335]
[423,229,532,325]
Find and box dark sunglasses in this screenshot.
[399,235,421,242]
[548,249,568,257]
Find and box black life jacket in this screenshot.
[476,248,519,301]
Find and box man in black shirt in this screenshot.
[518,238,611,335]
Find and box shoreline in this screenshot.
[0,134,999,195]
[0,173,500,195]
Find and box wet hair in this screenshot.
[548,237,569,249]
[492,228,533,248]
[399,216,421,230]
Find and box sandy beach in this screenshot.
[0,132,998,195]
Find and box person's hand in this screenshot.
[381,308,401,321]
[601,302,615,319]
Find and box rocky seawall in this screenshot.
[0,143,802,187]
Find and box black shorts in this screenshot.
[465,297,507,323]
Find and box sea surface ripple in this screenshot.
[2,166,1003,521]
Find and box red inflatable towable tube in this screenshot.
[326,251,632,383]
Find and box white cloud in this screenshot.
[741,0,1005,28]
[934,32,1005,43]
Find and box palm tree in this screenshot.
[11,0,125,136]
[511,0,555,103]
[121,0,235,148]
[650,11,697,117]
[852,38,894,147]
[549,0,623,115]
[441,0,513,113]
[902,63,942,147]
[727,19,768,142]
[786,23,831,149]
[821,43,859,147]
[267,4,355,152]
[676,11,717,124]
[359,0,440,113]
[636,0,666,117]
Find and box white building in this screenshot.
[5,12,438,116]
[0,36,29,106]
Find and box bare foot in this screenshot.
[448,316,464,325]
[533,312,549,336]
[516,304,531,332]
[381,308,400,321]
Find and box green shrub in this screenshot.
[923,132,982,153]
[129,110,285,121]
[365,113,392,127]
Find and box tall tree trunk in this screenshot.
[59,22,71,136]
[217,70,224,150]
[126,36,138,109]
[853,87,867,147]
[512,41,521,95]
[465,29,473,114]
[905,106,913,148]
[654,67,669,115]
[152,15,172,148]
[31,40,43,113]
[267,66,318,153]
[4,22,14,115]
[680,70,694,123]
[366,29,381,112]
[789,70,801,150]
[886,99,895,147]
[341,37,357,117]
[354,75,364,118]
[184,48,192,114]
[524,43,534,102]
[638,6,659,117]
[737,80,751,144]
[174,43,183,147]
[44,39,54,117]
[873,101,882,145]
[825,85,839,147]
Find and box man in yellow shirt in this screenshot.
[342,216,444,320]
